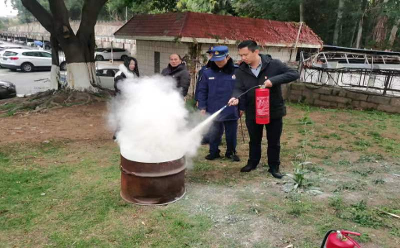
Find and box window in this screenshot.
[4,51,18,56]
[40,52,52,58]
[22,52,41,57]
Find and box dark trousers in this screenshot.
[209,120,238,155]
[245,117,283,168]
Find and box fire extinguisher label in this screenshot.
[256,96,269,116]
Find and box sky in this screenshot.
[0,1,18,17]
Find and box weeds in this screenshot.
[334,200,384,228]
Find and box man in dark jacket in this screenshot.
[161,54,191,97]
[198,46,241,161]
[228,40,299,178]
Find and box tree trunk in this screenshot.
[50,35,60,90]
[388,19,400,48]
[373,15,388,47]
[355,0,368,48]
[299,0,304,23]
[333,0,345,45]
[372,0,389,48]
[21,0,107,91]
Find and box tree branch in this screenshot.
[78,0,108,36]
[21,0,54,33]
[48,0,70,24]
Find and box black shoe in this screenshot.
[268,168,283,179]
[240,163,257,172]
[225,152,240,162]
[205,153,221,160]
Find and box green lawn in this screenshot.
[1,103,399,247]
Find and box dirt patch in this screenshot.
[0,101,112,145]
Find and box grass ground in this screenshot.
[0,102,399,247]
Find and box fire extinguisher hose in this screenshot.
[235,85,262,99]
[320,230,335,248]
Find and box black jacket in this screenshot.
[232,55,299,120]
[114,64,138,94]
[161,63,190,97]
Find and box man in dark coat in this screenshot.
[161,54,191,97]
[198,46,241,161]
[228,40,300,178]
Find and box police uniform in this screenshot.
[197,46,240,161]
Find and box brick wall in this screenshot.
[285,83,400,114]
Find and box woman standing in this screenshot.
[114,57,140,94]
[161,54,190,97]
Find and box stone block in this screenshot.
[367,95,391,105]
[346,91,368,101]
[289,89,303,96]
[390,97,400,107]
[332,88,346,97]
[315,87,333,95]
[320,95,351,104]
[377,104,400,114]
[360,101,378,110]
[351,101,361,108]
[290,83,305,91]
[337,103,348,109]
[288,93,303,102]
[314,99,333,107]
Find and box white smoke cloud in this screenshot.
[107,75,212,164]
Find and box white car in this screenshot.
[1,49,53,72]
[60,67,118,90]
[0,47,25,68]
[94,48,130,61]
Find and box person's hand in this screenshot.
[239,110,244,117]
[264,79,273,88]
[228,97,239,106]
[200,109,206,115]
[184,97,187,102]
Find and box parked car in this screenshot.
[94,48,130,61]
[0,47,25,68]
[0,45,23,51]
[0,80,16,99]
[0,49,53,72]
[60,67,118,90]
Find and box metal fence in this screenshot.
[299,51,400,96]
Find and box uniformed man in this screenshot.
[197,46,241,161]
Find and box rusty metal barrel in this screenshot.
[120,155,186,205]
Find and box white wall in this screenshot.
[199,45,295,63]
[136,40,189,76]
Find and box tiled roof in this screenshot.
[115,12,323,47]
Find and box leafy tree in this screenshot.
[20,0,108,90]
[177,0,234,15]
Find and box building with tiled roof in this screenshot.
[114,12,323,95]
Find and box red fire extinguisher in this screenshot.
[321,230,361,248]
[255,86,270,124]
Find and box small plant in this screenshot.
[373,178,385,185]
[289,161,312,190]
[337,200,383,228]
[354,139,371,148]
[329,196,344,211]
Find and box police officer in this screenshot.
[197,46,241,161]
